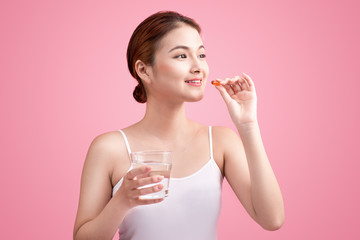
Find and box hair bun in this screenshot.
[133,83,147,103]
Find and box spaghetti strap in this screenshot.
[209,126,214,160]
[118,129,132,159]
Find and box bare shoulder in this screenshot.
[209,126,242,175]
[84,130,129,180]
[88,131,124,155]
[211,126,245,160]
[212,126,242,145]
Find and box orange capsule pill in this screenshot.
[211,80,221,86]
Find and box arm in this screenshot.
[215,73,285,230]
[73,132,164,240]
[73,133,129,240]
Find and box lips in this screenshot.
[185,78,202,86]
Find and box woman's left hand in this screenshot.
[214,73,258,126]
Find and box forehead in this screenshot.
[157,24,204,52]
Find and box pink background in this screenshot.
[1,0,359,239]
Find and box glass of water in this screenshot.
[130,151,173,199]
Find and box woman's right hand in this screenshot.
[115,166,165,209]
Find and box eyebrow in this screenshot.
[168,45,205,53]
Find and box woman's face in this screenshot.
[147,23,209,103]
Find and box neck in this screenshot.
[138,100,190,140]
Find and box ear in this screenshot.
[135,60,152,84]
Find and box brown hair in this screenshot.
[127,11,201,103]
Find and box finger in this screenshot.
[133,183,164,197]
[133,175,164,189]
[226,76,239,92]
[242,73,255,91]
[238,78,248,91]
[240,75,250,90]
[215,84,233,103]
[223,84,235,96]
[134,171,153,179]
[221,77,233,85]
[135,197,164,205]
[231,79,242,93]
[235,75,248,91]
[222,78,235,96]
[126,166,151,180]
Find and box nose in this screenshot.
[190,57,201,74]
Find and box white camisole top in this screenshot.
[112,126,223,240]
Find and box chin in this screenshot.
[186,93,205,102]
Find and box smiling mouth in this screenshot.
[185,80,201,83]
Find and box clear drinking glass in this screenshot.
[130,151,173,199]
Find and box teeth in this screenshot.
[186,80,201,83]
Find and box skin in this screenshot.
[73,23,285,240]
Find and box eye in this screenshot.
[175,54,187,59]
[199,54,206,58]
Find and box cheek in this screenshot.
[157,63,174,75]
[202,62,210,78]
[156,62,185,79]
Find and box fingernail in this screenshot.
[158,176,164,181]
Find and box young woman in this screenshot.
[73,11,284,240]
